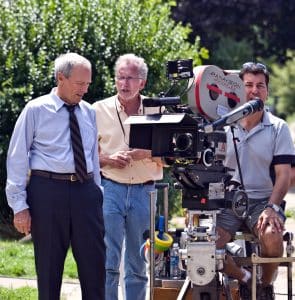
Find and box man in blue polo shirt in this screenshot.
[216,62,295,299]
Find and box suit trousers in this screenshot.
[27,175,105,300]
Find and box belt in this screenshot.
[31,170,94,182]
[101,175,154,186]
[142,180,155,185]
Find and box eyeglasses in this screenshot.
[115,76,143,82]
[242,62,267,71]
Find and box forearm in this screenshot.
[6,180,29,214]
[6,147,30,214]
[6,104,34,213]
[6,146,30,213]
[268,186,288,206]
[268,165,291,205]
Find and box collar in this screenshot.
[261,109,275,126]
[115,95,144,114]
[50,88,81,112]
[50,88,66,112]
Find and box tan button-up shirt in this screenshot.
[93,95,163,184]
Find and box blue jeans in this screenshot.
[102,178,156,300]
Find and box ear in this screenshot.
[139,79,146,91]
[57,72,65,86]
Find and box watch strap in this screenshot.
[264,203,286,222]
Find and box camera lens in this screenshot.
[173,133,193,152]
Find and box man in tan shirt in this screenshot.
[93,54,163,300]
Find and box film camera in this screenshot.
[126,60,263,212]
[126,60,264,298]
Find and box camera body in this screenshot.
[126,63,248,211]
[126,113,200,158]
[127,62,252,291]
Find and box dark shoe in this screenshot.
[257,284,275,300]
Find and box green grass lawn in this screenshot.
[0,240,78,278]
[0,240,78,299]
[0,286,38,300]
[286,208,295,219]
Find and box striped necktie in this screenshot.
[65,104,88,183]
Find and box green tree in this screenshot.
[0,0,208,230]
[271,51,295,118]
[172,0,295,64]
[209,36,254,70]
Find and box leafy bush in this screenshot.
[0,0,208,226]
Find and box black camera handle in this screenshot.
[230,125,245,190]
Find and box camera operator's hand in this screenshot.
[257,207,285,234]
[100,151,131,169]
[126,149,152,161]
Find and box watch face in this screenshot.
[272,204,280,212]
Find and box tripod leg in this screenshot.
[177,277,191,300]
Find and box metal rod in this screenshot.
[252,263,257,300]
[149,190,157,300]
[251,254,295,264]
[154,183,169,233]
[163,184,169,232]
[176,277,191,300]
[288,261,292,300]
[287,243,293,300]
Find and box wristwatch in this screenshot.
[264,203,286,221]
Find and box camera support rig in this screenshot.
[125,63,263,299]
[177,209,224,299]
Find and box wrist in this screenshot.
[265,203,281,211]
[264,203,286,222]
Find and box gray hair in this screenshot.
[114,53,148,80]
[54,52,91,80]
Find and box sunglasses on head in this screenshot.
[242,62,267,71]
